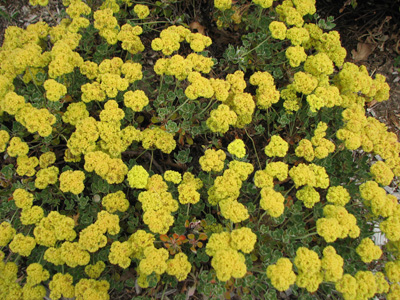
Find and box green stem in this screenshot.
[149,150,154,171]
[241,36,271,57]
[245,129,262,170]
[166,98,189,121]
[294,231,318,240]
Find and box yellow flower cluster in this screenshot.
[75,278,110,300]
[317,205,360,243]
[214,0,232,11]
[59,170,85,194]
[35,166,59,189]
[13,188,34,210]
[117,24,145,54]
[166,253,192,281]
[127,165,149,189]
[49,40,83,78]
[249,71,280,109]
[260,187,285,217]
[380,213,400,242]
[286,27,310,46]
[294,247,323,292]
[296,185,320,208]
[253,0,273,8]
[266,257,296,291]
[209,162,253,223]
[94,8,119,45]
[44,79,67,102]
[0,260,22,299]
[286,45,307,67]
[128,229,155,259]
[356,238,382,263]
[21,206,44,225]
[34,211,76,247]
[139,247,169,275]
[16,155,39,177]
[164,170,182,184]
[266,161,289,182]
[321,246,344,282]
[177,172,203,204]
[81,82,106,102]
[9,233,36,257]
[7,137,29,157]
[186,32,212,52]
[124,90,149,112]
[49,241,90,268]
[227,139,246,158]
[100,0,120,13]
[360,181,398,218]
[276,3,304,28]
[370,161,394,186]
[133,4,150,19]
[138,175,178,234]
[84,151,128,184]
[185,71,214,100]
[206,230,255,281]
[121,61,143,83]
[151,25,191,55]
[39,151,56,168]
[264,135,289,157]
[67,117,98,155]
[326,185,351,206]
[206,104,237,133]
[65,0,91,32]
[386,260,400,282]
[84,261,105,279]
[14,103,56,137]
[0,221,16,246]
[141,127,176,154]
[62,102,89,126]
[293,71,318,95]
[289,163,329,188]
[102,190,129,213]
[269,21,287,40]
[49,273,75,299]
[2,91,25,115]
[0,130,10,152]
[199,148,226,172]
[336,271,387,300]
[109,241,133,268]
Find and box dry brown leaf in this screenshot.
[189,21,205,35]
[351,42,376,62]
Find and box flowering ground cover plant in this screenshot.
[0,0,399,299]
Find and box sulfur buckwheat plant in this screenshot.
[0,0,399,299]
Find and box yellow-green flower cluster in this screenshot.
[124,90,149,112]
[166,252,192,281]
[326,185,351,206]
[48,241,90,268]
[94,8,120,45]
[35,166,59,189]
[214,0,232,11]
[67,117,98,155]
[199,149,226,172]
[264,135,289,157]
[0,221,16,246]
[249,71,280,109]
[102,190,129,213]
[133,4,150,19]
[269,21,287,40]
[336,271,385,300]
[127,165,149,189]
[151,25,191,55]
[121,61,143,83]
[141,127,176,154]
[138,247,169,284]
[266,258,296,291]
[186,32,212,52]
[360,181,398,218]
[49,273,75,299]
[321,246,344,282]
[370,161,394,186]
[34,211,76,247]
[0,260,22,299]
[44,79,67,102]
[9,233,36,257]
[276,3,304,27]
[177,172,203,204]
[128,229,155,260]
[227,139,246,158]
[16,155,39,177]
[356,238,382,263]
[185,71,214,100]
[317,205,360,243]
[209,162,253,223]
[380,213,400,242]
[296,185,320,208]
[0,130,10,152]
[206,229,255,281]
[138,175,179,234]
[21,205,44,225]
[286,45,307,67]
[253,0,273,8]
[206,104,237,133]
[84,151,128,184]
[59,170,85,194]
[62,102,89,126]
[293,71,318,95]
[39,151,56,168]
[49,40,83,78]
[286,27,310,46]
[65,0,91,32]
[85,261,106,279]
[75,278,110,300]
[294,247,323,292]
[7,137,29,157]
[260,187,286,217]
[109,241,133,268]
[164,170,182,184]
[14,103,56,137]
[289,163,329,188]
[1,91,25,115]
[13,188,34,210]
[117,24,145,54]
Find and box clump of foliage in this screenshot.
[0,0,399,299]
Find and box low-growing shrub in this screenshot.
[0,0,399,299]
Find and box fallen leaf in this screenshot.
[189,21,205,35]
[351,42,376,62]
